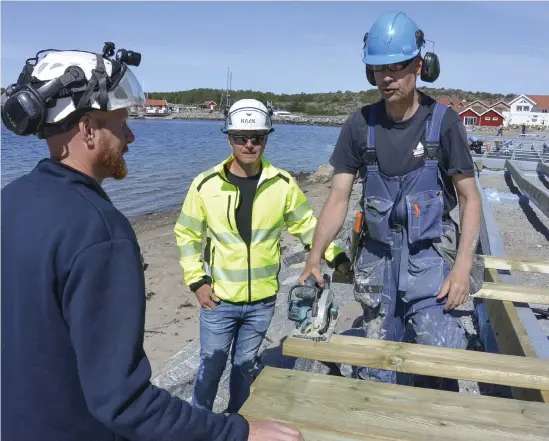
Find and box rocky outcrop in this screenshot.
[307,164,334,184]
[154,112,349,127]
[272,115,348,127]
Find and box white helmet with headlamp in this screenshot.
[1,42,145,138]
[221,99,275,134]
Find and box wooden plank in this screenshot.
[482,268,549,402]
[472,282,549,305]
[482,255,549,273]
[506,159,549,218]
[282,334,549,391]
[241,367,549,441]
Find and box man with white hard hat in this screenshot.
[2,44,303,441]
[174,98,351,413]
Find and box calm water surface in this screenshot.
[1,119,341,218]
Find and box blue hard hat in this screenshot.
[363,11,424,66]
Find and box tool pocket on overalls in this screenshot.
[353,243,387,308]
[406,190,443,243]
[363,196,394,245]
[405,252,444,302]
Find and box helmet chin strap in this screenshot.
[75,54,109,111]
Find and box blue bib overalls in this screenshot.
[352,101,467,390]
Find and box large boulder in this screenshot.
[307,164,334,185]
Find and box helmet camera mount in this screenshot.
[1,42,142,138]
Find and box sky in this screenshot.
[1,1,548,96]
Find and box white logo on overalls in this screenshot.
[413,141,424,158]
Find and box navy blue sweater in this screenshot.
[1,159,249,441]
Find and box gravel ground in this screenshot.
[479,171,549,340]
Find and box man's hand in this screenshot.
[437,264,471,311]
[248,421,304,441]
[298,260,324,288]
[195,284,220,310]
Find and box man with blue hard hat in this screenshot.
[299,12,482,390]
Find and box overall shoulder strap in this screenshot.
[424,102,448,160]
[361,100,382,166]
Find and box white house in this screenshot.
[502,94,549,127]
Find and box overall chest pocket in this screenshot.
[363,196,394,245]
[405,189,443,244]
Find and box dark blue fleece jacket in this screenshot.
[1,158,249,441]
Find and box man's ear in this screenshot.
[415,56,423,77]
[78,114,95,147]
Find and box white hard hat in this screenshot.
[222,99,274,134]
[30,50,145,124]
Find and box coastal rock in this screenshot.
[288,170,313,183]
[307,164,334,184]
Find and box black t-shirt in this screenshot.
[329,92,474,215]
[226,167,261,245]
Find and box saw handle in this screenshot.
[304,274,318,287]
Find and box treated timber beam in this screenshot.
[241,367,549,441]
[473,282,549,305]
[505,159,549,218]
[483,269,549,402]
[294,256,549,273]
[482,255,549,273]
[283,334,549,391]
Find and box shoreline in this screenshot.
[132,112,548,134]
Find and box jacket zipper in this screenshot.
[211,246,216,292]
[226,195,233,230]
[247,177,275,302]
[220,172,278,303]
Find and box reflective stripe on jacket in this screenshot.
[174,155,346,303]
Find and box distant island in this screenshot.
[146,86,517,116]
[0,86,517,117]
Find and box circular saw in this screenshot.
[287,274,339,342]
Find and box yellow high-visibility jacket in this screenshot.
[174,155,347,303]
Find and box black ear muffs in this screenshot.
[1,85,46,136]
[366,66,377,86]
[420,52,440,83]
[2,65,87,137]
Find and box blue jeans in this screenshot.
[192,296,276,413]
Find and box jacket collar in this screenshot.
[33,158,111,203]
[216,155,281,184]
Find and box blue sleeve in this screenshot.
[62,239,249,441]
[329,112,363,173]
